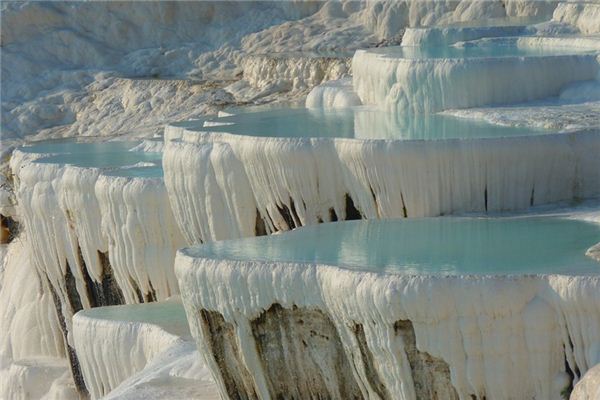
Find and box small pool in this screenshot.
[188,217,600,276]
[19,140,137,155]
[103,165,164,178]
[78,299,189,337]
[21,140,162,171]
[190,106,551,140]
[370,38,598,59]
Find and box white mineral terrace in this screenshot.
[163,107,600,245]
[176,214,600,400]
[353,36,600,113]
[72,298,218,399]
[3,4,600,398]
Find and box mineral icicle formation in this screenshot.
[1,1,600,399]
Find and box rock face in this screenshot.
[251,304,363,400]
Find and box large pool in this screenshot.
[188,217,600,276]
[185,106,550,140]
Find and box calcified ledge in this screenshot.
[164,124,600,244]
[72,300,190,399]
[9,148,183,393]
[176,249,600,400]
[352,37,600,113]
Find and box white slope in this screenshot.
[1,0,560,144]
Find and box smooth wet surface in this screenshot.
[189,217,600,276]
[104,165,164,178]
[191,106,551,140]
[21,140,163,174]
[369,39,598,59]
[441,16,546,28]
[78,299,189,337]
[20,139,137,155]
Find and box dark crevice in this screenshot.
[74,248,126,307]
[400,192,408,218]
[276,202,297,230]
[530,186,535,207]
[329,207,338,222]
[129,277,145,303]
[562,346,575,399]
[289,198,301,228]
[46,275,88,396]
[95,251,126,306]
[484,186,488,213]
[344,194,362,220]
[369,185,377,203]
[394,320,458,400]
[255,209,267,236]
[97,251,126,305]
[0,214,19,244]
[76,245,98,308]
[146,280,157,303]
[353,324,390,399]
[200,310,258,400]
[566,332,581,379]
[64,262,84,314]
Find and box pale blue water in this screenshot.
[190,217,600,276]
[78,300,189,337]
[20,140,137,155]
[370,41,597,59]
[104,166,164,178]
[442,16,545,28]
[21,140,163,175]
[39,152,162,169]
[188,107,550,140]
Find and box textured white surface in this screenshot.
[1,0,560,143]
[553,2,600,34]
[176,243,600,400]
[305,78,362,109]
[95,174,184,303]
[571,363,600,400]
[164,128,600,244]
[73,299,217,399]
[0,238,64,364]
[352,39,600,113]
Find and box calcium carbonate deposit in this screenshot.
[1,1,600,399]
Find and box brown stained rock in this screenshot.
[200,310,259,400]
[251,304,363,400]
[394,320,459,400]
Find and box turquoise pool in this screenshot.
[189,217,600,276]
[21,140,162,173]
[186,106,551,140]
